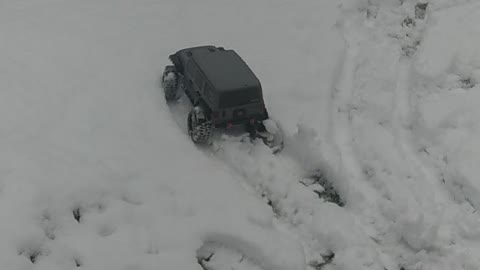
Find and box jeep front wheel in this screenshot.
[161,65,178,101]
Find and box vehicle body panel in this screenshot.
[169,45,268,126]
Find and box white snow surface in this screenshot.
[2,0,480,270]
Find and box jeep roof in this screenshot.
[173,46,262,93]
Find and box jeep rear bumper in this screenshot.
[213,114,267,129]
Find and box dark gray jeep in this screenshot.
[161,45,283,150]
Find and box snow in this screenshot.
[262,119,279,135]
[2,0,480,270]
[414,0,480,215]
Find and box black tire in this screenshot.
[161,65,178,101]
[188,108,212,144]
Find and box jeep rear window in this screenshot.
[218,88,262,108]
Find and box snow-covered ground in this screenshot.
[1,0,480,269]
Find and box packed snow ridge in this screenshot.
[1,0,480,270]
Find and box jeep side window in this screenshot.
[186,60,195,77]
[194,70,205,90]
[204,82,213,99]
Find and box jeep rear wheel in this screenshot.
[161,65,178,101]
[188,107,212,144]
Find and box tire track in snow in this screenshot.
[330,28,379,207]
[388,46,480,270]
[332,3,480,269]
[391,8,480,266]
[328,16,406,270]
[329,6,450,269]
[391,58,449,206]
[415,0,480,213]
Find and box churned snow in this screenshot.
[1,0,480,270]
